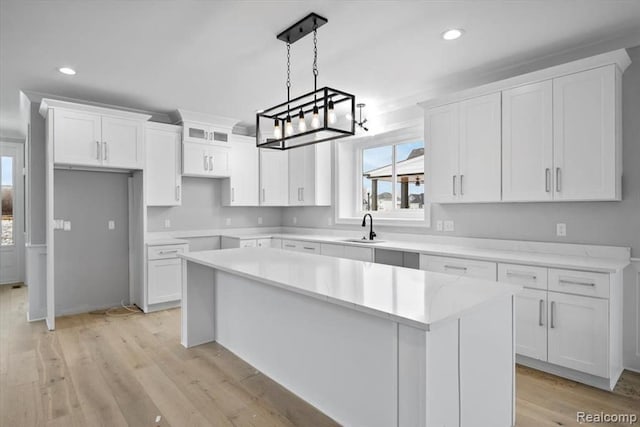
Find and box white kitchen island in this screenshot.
[180,248,520,427]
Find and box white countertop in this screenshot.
[217,232,629,273]
[180,248,521,330]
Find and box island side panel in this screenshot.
[214,270,398,427]
[459,294,515,427]
[181,260,216,348]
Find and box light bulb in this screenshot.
[273,118,282,139]
[345,112,353,121]
[285,115,294,136]
[327,100,336,125]
[298,109,307,132]
[311,105,320,129]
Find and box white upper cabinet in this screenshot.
[458,92,502,202]
[288,143,331,206]
[223,135,260,206]
[426,93,501,203]
[48,103,147,169]
[146,123,182,206]
[553,65,620,201]
[426,103,459,203]
[182,121,230,145]
[502,81,554,201]
[182,141,230,177]
[260,149,289,206]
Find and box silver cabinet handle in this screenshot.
[303,246,315,250]
[231,187,235,202]
[558,279,595,287]
[460,174,464,196]
[538,299,544,326]
[203,154,209,171]
[545,168,551,192]
[444,265,467,271]
[262,188,266,202]
[175,185,180,201]
[301,187,304,202]
[506,271,537,280]
[96,141,101,160]
[550,301,556,329]
[208,156,213,171]
[103,141,108,160]
[158,249,179,255]
[555,167,561,192]
[284,244,295,248]
[452,175,457,196]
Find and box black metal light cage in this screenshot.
[256,87,356,150]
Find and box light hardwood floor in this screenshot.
[1,284,638,426]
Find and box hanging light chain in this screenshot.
[313,27,318,91]
[286,42,291,114]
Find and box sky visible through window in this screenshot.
[1,157,12,186]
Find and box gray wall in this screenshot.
[54,170,130,314]
[146,177,282,232]
[283,46,640,257]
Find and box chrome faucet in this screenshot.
[362,213,376,241]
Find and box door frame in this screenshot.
[0,140,25,285]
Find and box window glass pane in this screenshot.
[1,156,14,246]
[394,141,424,210]
[362,146,393,211]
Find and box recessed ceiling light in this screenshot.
[442,29,464,41]
[58,67,76,75]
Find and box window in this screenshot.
[1,156,14,246]
[335,123,429,226]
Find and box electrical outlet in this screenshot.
[444,220,454,232]
[54,219,64,230]
[556,223,567,237]
[164,219,171,228]
[108,220,115,230]
[63,221,71,231]
[292,217,297,225]
[258,216,263,225]
[225,218,232,226]
[436,220,443,231]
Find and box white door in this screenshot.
[101,116,144,169]
[553,65,617,201]
[53,109,102,166]
[148,258,182,304]
[260,149,289,206]
[425,103,459,203]
[515,288,547,361]
[228,136,259,205]
[502,81,554,201]
[547,292,609,377]
[458,92,502,202]
[0,142,24,284]
[146,124,181,206]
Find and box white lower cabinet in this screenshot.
[514,288,548,361]
[320,243,374,262]
[220,237,274,249]
[146,243,188,307]
[547,292,609,377]
[282,240,320,255]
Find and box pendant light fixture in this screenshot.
[256,13,356,150]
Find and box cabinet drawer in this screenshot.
[548,269,609,298]
[420,255,497,280]
[498,263,548,290]
[148,244,187,260]
[282,239,320,254]
[256,238,271,248]
[239,239,257,248]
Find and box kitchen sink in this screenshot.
[341,239,385,244]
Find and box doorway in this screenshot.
[0,141,25,285]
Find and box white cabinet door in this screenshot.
[515,288,548,361]
[148,258,182,304]
[53,109,102,166]
[288,145,310,206]
[426,103,459,203]
[206,145,230,177]
[320,243,345,258]
[226,136,259,205]
[343,246,374,262]
[101,116,144,169]
[458,93,502,202]
[182,141,209,176]
[146,124,181,206]
[502,81,554,201]
[553,65,618,201]
[260,149,289,206]
[547,292,608,377]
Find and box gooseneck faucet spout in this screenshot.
[362,213,376,241]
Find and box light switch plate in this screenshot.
[63,221,71,231]
[108,220,115,230]
[556,223,567,237]
[444,220,454,232]
[436,220,443,231]
[164,219,171,228]
[258,216,263,225]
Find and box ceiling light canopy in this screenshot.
[256,13,355,150]
[441,29,464,41]
[58,67,76,75]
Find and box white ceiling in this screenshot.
[2,0,640,137]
